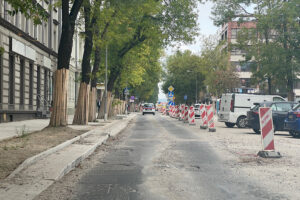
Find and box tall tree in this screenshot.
[97,0,201,118]
[49,0,83,126]
[72,0,97,125]
[211,0,300,100]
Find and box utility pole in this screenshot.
[104,45,108,121]
[196,73,198,104]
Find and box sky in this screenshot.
[158,1,219,102]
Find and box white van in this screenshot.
[218,93,285,128]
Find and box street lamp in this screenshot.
[187,70,198,104]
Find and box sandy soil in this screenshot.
[186,119,300,200]
[0,127,86,180]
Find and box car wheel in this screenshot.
[153,113,155,115]
[289,131,300,138]
[253,129,261,134]
[143,113,145,115]
[236,116,247,128]
[225,122,235,128]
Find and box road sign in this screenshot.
[184,95,187,100]
[168,85,174,92]
[130,96,135,100]
[124,88,129,95]
[168,91,174,98]
[168,101,175,106]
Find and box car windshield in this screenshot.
[292,103,300,111]
[275,103,295,112]
[251,104,260,111]
[144,103,153,108]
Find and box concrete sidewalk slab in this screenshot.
[0,113,137,200]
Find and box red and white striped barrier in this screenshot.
[181,104,185,121]
[188,106,196,125]
[206,104,216,132]
[163,108,166,115]
[176,105,180,118]
[184,105,189,123]
[257,107,281,158]
[200,104,207,129]
[172,106,175,117]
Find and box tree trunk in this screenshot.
[88,87,97,122]
[49,69,69,126]
[267,76,272,95]
[73,82,90,125]
[97,91,112,119]
[49,0,83,127]
[72,0,94,124]
[108,94,115,118]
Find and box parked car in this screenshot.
[247,101,297,134]
[194,104,200,118]
[143,103,155,115]
[218,93,286,128]
[284,104,300,137]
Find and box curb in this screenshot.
[55,134,110,180]
[7,129,97,179]
[7,114,136,179]
[54,114,136,180]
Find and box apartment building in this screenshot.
[0,1,83,122]
[220,21,258,93]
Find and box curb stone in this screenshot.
[7,114,136,180]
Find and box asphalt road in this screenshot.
[67,114,284,200]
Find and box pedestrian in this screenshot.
[97,99,101,112]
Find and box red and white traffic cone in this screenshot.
[200,104,208,129]
[188,106,196,126]
[207,104,216,132]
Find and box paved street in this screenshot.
[38,113,286,200]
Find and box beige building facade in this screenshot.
[0,1,83,122]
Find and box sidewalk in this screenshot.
[0,113,137,200]
[0,115,75,142]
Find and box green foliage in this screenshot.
[162,50,205,104]
[162,37,239,103]
[212,0,300,98]
[5,0,50,24]
[202,37,239,97]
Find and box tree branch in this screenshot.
[70,0,84,22]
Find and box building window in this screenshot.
[15,12,19,28]
[0,54,2,105]
[44,68,48,106]
[29,63,33,107]
[9,55,14,107]
[53,28,57,51]
[36,65,41,109]
[4,2,7,20]
[231,28,241,39]
[20,58,25,106]
[34,24,37,39]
